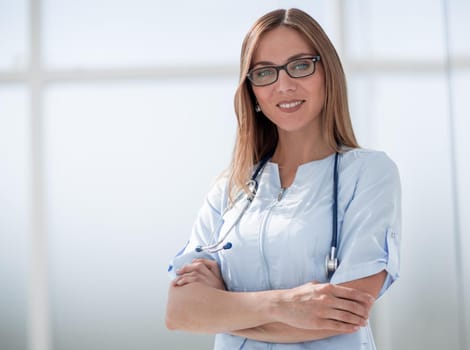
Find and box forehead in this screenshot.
[252,26,314,64]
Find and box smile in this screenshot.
[277,100,305,109]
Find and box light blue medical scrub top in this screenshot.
[168,148,401,350]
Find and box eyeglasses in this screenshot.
[246,56,321,87]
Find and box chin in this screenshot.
[276,124,312,134]
[275,118,320,134]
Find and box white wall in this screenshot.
[344,2,470,349]
[0,1,469,350]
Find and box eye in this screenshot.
[254,68,275,78]
[291,59,312,71]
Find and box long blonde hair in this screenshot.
[229,8,358,199]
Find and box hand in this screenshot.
[273,281,375,332]
[173,259,226,290]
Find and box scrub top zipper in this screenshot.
[270,188,286,350]
[259,187,288,291]
[277,187,287,201]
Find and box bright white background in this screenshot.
[1,1,469,349]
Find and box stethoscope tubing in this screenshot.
[196,151,340,279]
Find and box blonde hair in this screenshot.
[229,8,358,199]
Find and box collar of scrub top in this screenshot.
[195,150,340,280]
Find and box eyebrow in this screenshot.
[251,53,316,68]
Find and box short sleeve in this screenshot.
[167,176,228,280]
[330,152,401,298]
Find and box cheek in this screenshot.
[317,85,326,105]
[307,80,326,109]
[252,88,271,105]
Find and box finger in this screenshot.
[176,265,214,286]
[176,261,212,277]
[330,298,369,319]
[318,294,369,319]
[325,308,368,326]
[174,276,193,287]
[320,319,361,333]
[329,284,375,305]
[174,272,208,287]
[174,264,226,288]
[192,259,221,275]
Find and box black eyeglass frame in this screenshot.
[246,55,321,87]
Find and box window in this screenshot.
[1,1,469,349]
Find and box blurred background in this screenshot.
[1,0,469,349]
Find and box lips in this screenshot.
[277,100,305,110]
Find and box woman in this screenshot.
[166,8,401,349]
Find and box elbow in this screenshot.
[165,312,178,331]
[165,291,178,330]
[165,301,184,331]
[165,286,190,331]
[166,283,209,332]
[166,307,196,332]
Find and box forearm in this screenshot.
[167,259,375,338]
[231,322,351,343]
[166,282,277,333]
[229,271,387,343]
[339,270,387,299]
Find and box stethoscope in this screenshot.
[195,151,340,279]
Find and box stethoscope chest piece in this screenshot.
[325,246,338,279]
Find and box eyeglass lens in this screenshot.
[248,57,319,86]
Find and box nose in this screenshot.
[276,69,296,92]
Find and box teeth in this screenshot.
[278,101,303,109]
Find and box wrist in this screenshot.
[265,289,285,323]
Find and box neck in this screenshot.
[271,128,334,168]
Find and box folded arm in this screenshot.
[166,259,376,341]
[230,270,387,343]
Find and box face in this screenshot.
[250,26,325,135]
